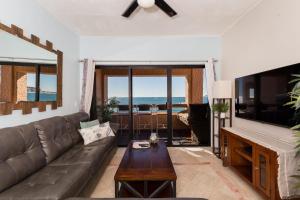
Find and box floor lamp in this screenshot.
[212,80,232,158]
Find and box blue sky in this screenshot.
[108,76,195,98]
[27,73,57,92]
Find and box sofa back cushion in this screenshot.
[34,116,73,163]
[64,112,89,144]
[0,124,46,192]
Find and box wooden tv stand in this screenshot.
[220,128,281,200]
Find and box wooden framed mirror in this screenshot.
[0,23,63,115]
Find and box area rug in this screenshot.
[90,147,263,200]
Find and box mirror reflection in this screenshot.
[0,30,57,104]
[39,65,57,102]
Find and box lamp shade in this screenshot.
[137,0,155,8]
[213,80,232,99]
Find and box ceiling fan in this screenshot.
[122,0,177,18]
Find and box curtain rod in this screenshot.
[78,59,218,63]
[0,56,57,62]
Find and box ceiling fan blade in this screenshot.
[155,0,177,17]
[122,0,139,17]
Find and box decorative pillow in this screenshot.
[80,120,99,129]
[79,125,106,145]
[100,122,115,137]
[79,123,115,145]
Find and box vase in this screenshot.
[149,133,158,144]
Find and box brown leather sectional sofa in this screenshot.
[0,112,117,200]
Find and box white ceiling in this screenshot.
[35,0,262,36]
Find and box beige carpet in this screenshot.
[90,147,264,200]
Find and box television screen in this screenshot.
[235,63,300,127]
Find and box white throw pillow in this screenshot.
[79,125,106,145]
[100,122,115,137]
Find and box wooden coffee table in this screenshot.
[114,140,177,198]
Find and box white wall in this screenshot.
[0,0,80,128]
[0,30,57,63]
[80,36,222,77]
[222,0,300,142]
[80,36,221,61]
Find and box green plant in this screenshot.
[286,74,300,188]
[212,102,229,113]
[98,97,119,123]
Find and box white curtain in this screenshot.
[205,58,217,108]
[80,59,95,113]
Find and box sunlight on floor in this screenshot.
[178,147,214,158]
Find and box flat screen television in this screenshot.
[235,63,300,127]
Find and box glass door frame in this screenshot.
[95,64,205,146]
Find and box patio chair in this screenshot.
[116,105,130,135]
[136,104,153,138]
[155,104,168,139]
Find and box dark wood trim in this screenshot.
[167,67,172,145]
[89,71,98,120]
[38,102,46,112]
[0,22,63,115]
[57,50,63,107]
[128,67,133,140]
[95,65,204,146]
[0,103,13,115]
[51,101,58,110]
[35,64,40,101]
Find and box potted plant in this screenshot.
[212,102,229,119]
[97,97,120,123]
[286,75,300,188]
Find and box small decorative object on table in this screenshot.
[149,132,159,144]
[132,141,150,149]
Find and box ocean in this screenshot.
[27,93,56,101]
[114,96,208,105]
[115,97,185,105]
[112,97,208,112]
[26,95,208,106]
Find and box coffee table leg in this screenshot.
[144,181,148,197]
[115,180,120,198]
[171,181,176,197]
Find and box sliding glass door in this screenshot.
[132,68,168,143]
[94,65,208,147]
[94,68,131,146]
[171,68,209,146]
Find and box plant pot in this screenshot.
[220,112,226,119]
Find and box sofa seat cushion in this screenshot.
[64,112,90,144]
[0,164,90,200]
[49,137,116,170]
[0,124,46,193]
[86,136,117,152]
[34,116,73,163]
[49,143,106,166]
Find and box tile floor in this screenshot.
[90,147,264,200]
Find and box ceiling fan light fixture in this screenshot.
[137,0,155,8]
